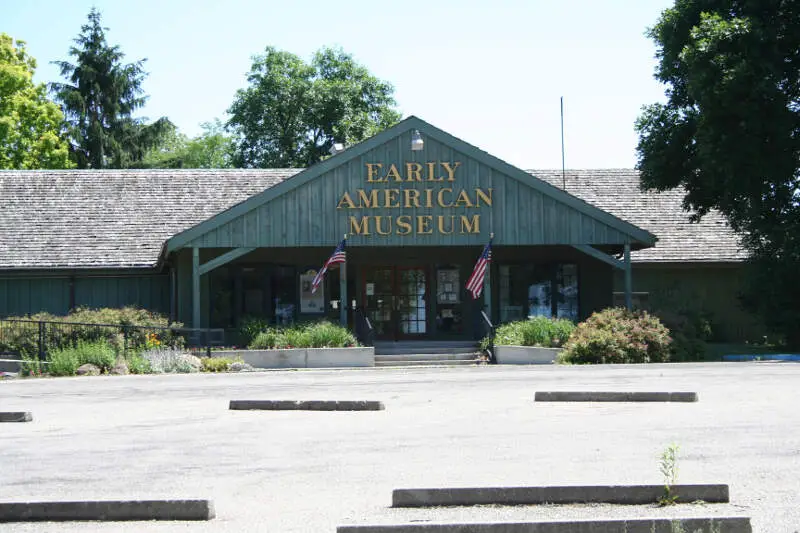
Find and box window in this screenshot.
[613,292,649,310]
[499,263,579,323]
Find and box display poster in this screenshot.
[299,272,324,314]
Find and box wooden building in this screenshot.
[0,117,761,342]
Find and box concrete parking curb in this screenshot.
[337,517,751,532]
[534,391,698,402]
[0,500,215,522]
[0,412,32,422]
[392,485,729,507]
[229,400,385,411]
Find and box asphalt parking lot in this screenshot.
[1,362,798,532]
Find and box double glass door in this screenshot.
[363,267,428,340]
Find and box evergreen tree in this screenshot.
[52,8,171,168]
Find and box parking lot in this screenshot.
[1,362,798,532]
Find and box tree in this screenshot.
[0,33,72,169]
[139,119,234,168]
[635,1,800,346]
[52,8,171,169]
[227,46,401,168]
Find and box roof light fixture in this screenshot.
[410,130,424,151]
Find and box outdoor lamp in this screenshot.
[329,143,345,155]
[411,130,424,151]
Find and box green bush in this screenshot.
[248,321,358,349]
[48,341,116,376]
[201,357,233,372]
[238,315,272,347]
[493,316,576,348]
[126,353,152,374]
[559,308,672,364]
[655,309,713,362]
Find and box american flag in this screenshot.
[466,238,492,299]
[311,239,347,294]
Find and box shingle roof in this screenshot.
[0,169,300,269]
[530,169,745,262]
[0,167,744,270]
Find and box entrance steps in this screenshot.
[373,341,483,367]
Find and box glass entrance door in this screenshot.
[363,267,428,340]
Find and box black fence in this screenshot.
[0,318,225,361]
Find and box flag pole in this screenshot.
[484,233,494,319]
[339,233,348,327]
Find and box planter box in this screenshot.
[494,345,561,365]
[214,347,374,369]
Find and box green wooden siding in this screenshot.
[0,274,169,318]
[183,132,630,250]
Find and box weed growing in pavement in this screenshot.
[659,442,681,506]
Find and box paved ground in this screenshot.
[1,362,798,532]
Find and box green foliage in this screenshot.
[238,315,273,347]
[52,8,172,169]
[636,1,800,348]
[137,119,234,169]
[141,348,198,373]
[228,45,401,168]
[655,309,713,362]
[19,353,44,377]
[492,316,575,348]
[48,340,115,376]
[0,33,72,169]
[559,308,672,364]
[201,356,233,373]
[125,353,151,374]
[658,443,680,506]
[248,321,358,349]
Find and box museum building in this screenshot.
[0,116,761,343]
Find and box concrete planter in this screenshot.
[494,345,561,365]
[214,347,374,369]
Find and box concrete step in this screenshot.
[0,359,22,373]
[374,359,479,367]
[375,353,478,362]
[374,341,479,356]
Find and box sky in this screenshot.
[3,0,673,169]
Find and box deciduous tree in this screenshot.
[228,46,401,168]
[139,120,234,168]
[0,33,72,169]
[635,0,800,346]
[52,8,171,169]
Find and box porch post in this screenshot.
[192,247,200,329]
[339,260,348,327]
[483,263,492,320]
[624,242,632,311]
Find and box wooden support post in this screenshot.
[339,257,348,327]
[483,263,492,320]
[192,247,200,329]
[624,242,632,311]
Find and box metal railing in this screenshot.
[0,318,225,360]
[480,309,497,364]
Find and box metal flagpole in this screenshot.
[483,232,494,319]
[561,97,566,190]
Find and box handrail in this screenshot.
[480,310,497,364]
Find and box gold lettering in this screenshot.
[460,215,480,234]
[375,215,392,235]
[441,162,461,182]
[454,189,473,208]
[405,162,423,182]
[384,189,400,208]
[385,164,403,182]
[337,192,356,209]
[404,189,421,208]
[366,163,383,182]
[427,162,443,182]
[437,188,454,208]
[438,215,455,234]
[417,215,433,234]
[357,189,379,208]
[396,215,412,235]
[424,189,433,208]
[349,216,371,235]
[475,188,493,207]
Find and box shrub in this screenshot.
[248,321,359,349]
[47,341,116,376]
[655,310,713,362]
[201,357,234,373]
[141,348,199,374]
[238,315,272,347]
[126,353,152,374]
[559,308,672,364]
[493,316,576,348]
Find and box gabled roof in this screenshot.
[532,169,745,262]
[0,169,298,269]
[163,116,656,252]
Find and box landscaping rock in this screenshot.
[110,360,129,375]
[76,364,101,376]
[229,362,254,372]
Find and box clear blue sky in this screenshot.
[4,0,672,169]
